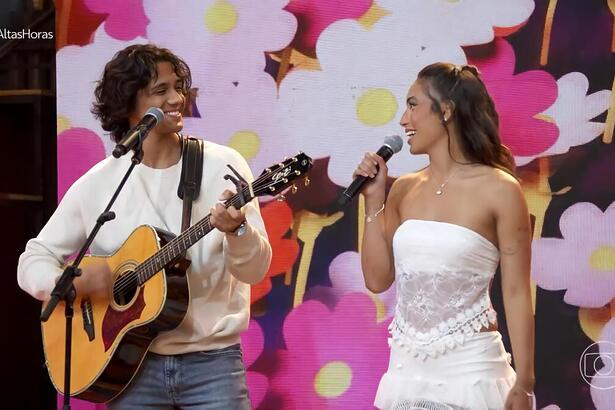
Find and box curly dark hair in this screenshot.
[417,62,516,175]
[91,44,192,143]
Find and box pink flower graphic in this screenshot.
[306,251,396,320]
[284,0,372,56]
[516,72,612,166]
[469,38,558,158]
[241,320,269,408]
[84,0,149,40]
[58,127,106,201]
[532,202,615,308]
[272,293,389,409]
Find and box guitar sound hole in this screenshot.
[112,271,138,306]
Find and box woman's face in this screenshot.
[399,80,448,155]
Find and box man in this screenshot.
[17,44,272,409]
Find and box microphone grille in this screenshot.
[384,135,403,153]
[146,107,165,124]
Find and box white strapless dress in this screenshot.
[374,219,517,410]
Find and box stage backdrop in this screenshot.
[54,0,614,409]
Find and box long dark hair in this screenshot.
[91,44,192,143]
[417,62,516,175]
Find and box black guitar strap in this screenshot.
[177,135,204,232]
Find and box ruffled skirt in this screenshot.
[374,331,516,410]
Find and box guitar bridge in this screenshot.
[81,298,95,341]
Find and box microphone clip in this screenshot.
[129,126,146,164]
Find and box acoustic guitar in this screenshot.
[41,153,313,402]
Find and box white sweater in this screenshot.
[17,140,272,354]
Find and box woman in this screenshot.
[354,62,534,410]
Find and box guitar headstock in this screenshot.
[252,152,313,198]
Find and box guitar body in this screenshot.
[41,225,190,403]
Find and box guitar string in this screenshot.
[111,157,305,295]
[117,170,274,290]
[112,158,295,293]
[112,189,247,296]
[111,161,304,297]
[111,176,293,297]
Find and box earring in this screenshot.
[444,116,449,122]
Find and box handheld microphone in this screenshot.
[112,107,165,158]
[338,135,403,206]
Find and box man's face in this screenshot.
[129,61,186,137]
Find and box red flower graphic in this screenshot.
[252,200,299,303]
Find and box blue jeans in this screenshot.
[107,344,251,409]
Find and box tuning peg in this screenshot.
[304,176,310,186]
[277,194,286,202]
[291,184,298,194]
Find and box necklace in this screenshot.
[433,168,458,196]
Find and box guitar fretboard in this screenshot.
[134,189,250,285]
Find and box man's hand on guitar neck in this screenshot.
[210,189,247,234]
[73,261,113,299]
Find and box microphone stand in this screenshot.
[40,137,145,410]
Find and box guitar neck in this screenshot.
[131,153,312,285]
[135,191,250,284]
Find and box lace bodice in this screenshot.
[390,219,500,359]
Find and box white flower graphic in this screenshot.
[277,0,534,186]
[517,72,612,165]
[56,28,147,154]
[144,0,298,171]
